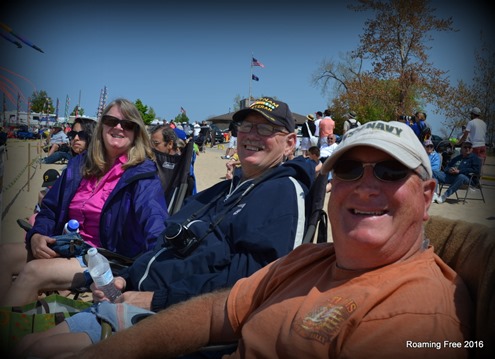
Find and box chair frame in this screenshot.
[438,172,485,204]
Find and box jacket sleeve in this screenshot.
[460,155,481,176]
[147,177,306,311]
[131,174,169,252]
[430,152,442,172]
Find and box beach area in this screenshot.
[1,139,494,244]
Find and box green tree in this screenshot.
[30,90,54,113]
[174,113,190,124]
[70,105,85,116]
[134,99,154,125]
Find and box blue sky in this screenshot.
[1,0,493,134]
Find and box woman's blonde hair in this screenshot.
[83,98,154,178]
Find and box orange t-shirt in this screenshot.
[226,244,472,359]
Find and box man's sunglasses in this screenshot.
[101,115,137,131]
[67,130,89,141]
[333,159,416,182]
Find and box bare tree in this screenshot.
[441,43,495,143]
[314,0,455,124]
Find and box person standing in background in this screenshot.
[458,107,487,165]
[319,109,335,146]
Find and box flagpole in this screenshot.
[249,53,253,106]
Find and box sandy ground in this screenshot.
[1,139,494,244]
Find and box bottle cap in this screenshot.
[67,219,79,231]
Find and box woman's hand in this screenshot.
[30,233,58,259]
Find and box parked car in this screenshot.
[208,124,225,144]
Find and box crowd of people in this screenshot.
[2,98,489,358]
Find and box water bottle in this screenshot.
[63,219,80,234]
[87,248,122,302]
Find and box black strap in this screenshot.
[182,168,275,245]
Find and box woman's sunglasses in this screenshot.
[333,159,416,182]
[67,130,89,141]
[101,115,137,131]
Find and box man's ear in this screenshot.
[423,179,436,221]
[287,133,297,154]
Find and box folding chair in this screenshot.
[154,140,195,215]
[439,172,486,204]
[302,173,329,244]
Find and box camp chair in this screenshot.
[15,145,195,298]
[438,171,486,204]
[154,139,195,215]
[302,173,328,244]
[426,215,495,358]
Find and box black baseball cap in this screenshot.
[42,169,60,187]
[232,97,295,133]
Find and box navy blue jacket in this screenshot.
[123,156,315,311]
[27,153,168,258]
[444,153,482,177]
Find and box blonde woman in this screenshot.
[0,98,168,306]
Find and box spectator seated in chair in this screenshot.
[432,140,481,204]
[44,124,69,157]
[41,117,96,164]
[0,98,167,308]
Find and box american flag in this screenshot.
[252,74,259,81]
[180,106,186,114]
[251,57,265,68]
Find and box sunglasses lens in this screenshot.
[121,120,137,131]
[102,116,136,131]
[334,160,410,182]
[333,160,364,181]
[374,161,409,181]
[102,116,119,127]
[68,131,88,141]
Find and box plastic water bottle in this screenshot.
[63,219,80,234]
[87,248,122,302]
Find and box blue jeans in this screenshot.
[43,150,72,164]
[433,170,469,198]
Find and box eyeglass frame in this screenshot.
[235,121,288,136]
[332,159,423,182]
[101,115,138,131]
